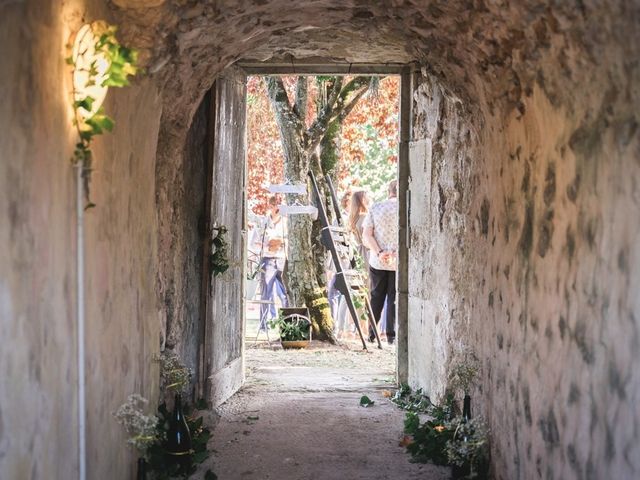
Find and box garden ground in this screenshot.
[203,336,450,479]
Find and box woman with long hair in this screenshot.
[349,190,371,272]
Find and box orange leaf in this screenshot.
[399,435,414,447]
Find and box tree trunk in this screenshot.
[265,75,374,342]
[285,150,334,342]
[266,77,336,342]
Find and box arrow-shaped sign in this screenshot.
[267,183,307,195]
[278,205,318,220]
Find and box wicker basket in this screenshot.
[281,340,310,349]
[278,307,312,348]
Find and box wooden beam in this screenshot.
[197,89,215,400]
[237,58,409,75]
[396,65,414,385]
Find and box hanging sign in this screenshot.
[278,205,318,220]
[267,183,307,195]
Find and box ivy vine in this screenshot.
[67,21,138,208]
[210,225,230,277]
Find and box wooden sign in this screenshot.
[278,205,318,219]
[267,183,307,195]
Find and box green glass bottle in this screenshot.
[166,394,192,456]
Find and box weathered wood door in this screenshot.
[198,67,247,405]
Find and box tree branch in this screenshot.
[334,76,371,113]
[304,77,344,148]
[293,76,308,123]
[266,76,305,135]
[334,86,369,124]
[305,77,372,151]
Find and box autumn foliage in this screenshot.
[247,75,399,213]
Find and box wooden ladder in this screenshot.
[309,171,382,350]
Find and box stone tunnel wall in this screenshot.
[159,91,209,392]
[0,1,164,478]
[408,58,639,480]
[1,0,639,479]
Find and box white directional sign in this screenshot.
[278,205,318,220]
[267,183,307,195]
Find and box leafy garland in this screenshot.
[147,402,215,479]
[394,384,490,479]
[67,21,138,208]
[210,225,230,277]
[115,352,217,478]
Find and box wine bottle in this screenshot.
[166,394,192,456]
[136,457,147,480]
[462,394,471,422]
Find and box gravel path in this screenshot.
[203,340,450,479]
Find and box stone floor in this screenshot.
[204,340,450,479]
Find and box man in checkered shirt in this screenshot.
[362,180,398,345]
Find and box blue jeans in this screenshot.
[328,275,349,334]
[259,258,288,331]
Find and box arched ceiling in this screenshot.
[241,26,415,65]
[111,0,634,139]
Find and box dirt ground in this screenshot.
[201,339,450,479]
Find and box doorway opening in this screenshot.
[239,67,406,391]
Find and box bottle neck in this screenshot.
[173,393,183,418]
[462,394,471,421]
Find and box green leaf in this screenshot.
[193,432,211,449]
[79,130,94,141]
[87,113,115,133]
[359,395,375,407]
[404,412,420,434]
[73,96,95,111]
[192,449,209,464]
[191,416,203,430]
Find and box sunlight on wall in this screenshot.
[71,23,110,120]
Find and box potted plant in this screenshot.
[270,307,311,348]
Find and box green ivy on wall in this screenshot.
[67,21,138,208]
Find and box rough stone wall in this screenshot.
[112,1,639,478]
[408,76,472,399]
[0,1,163,478]
[83,79,163,479]
[160,91,208,389]
[2,0,639,478]
[0,4,77,478]
[408,36,639,480]
[478,86,639,480]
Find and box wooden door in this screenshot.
[198,67,247,405]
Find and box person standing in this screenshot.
[253,195,289,331]
[348,190,371,274]
[362,180,398,345]
[328,190,354,339]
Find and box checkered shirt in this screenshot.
[362,198,398,271]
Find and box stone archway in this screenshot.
[108,2,639,478]
[1,1,638,479]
